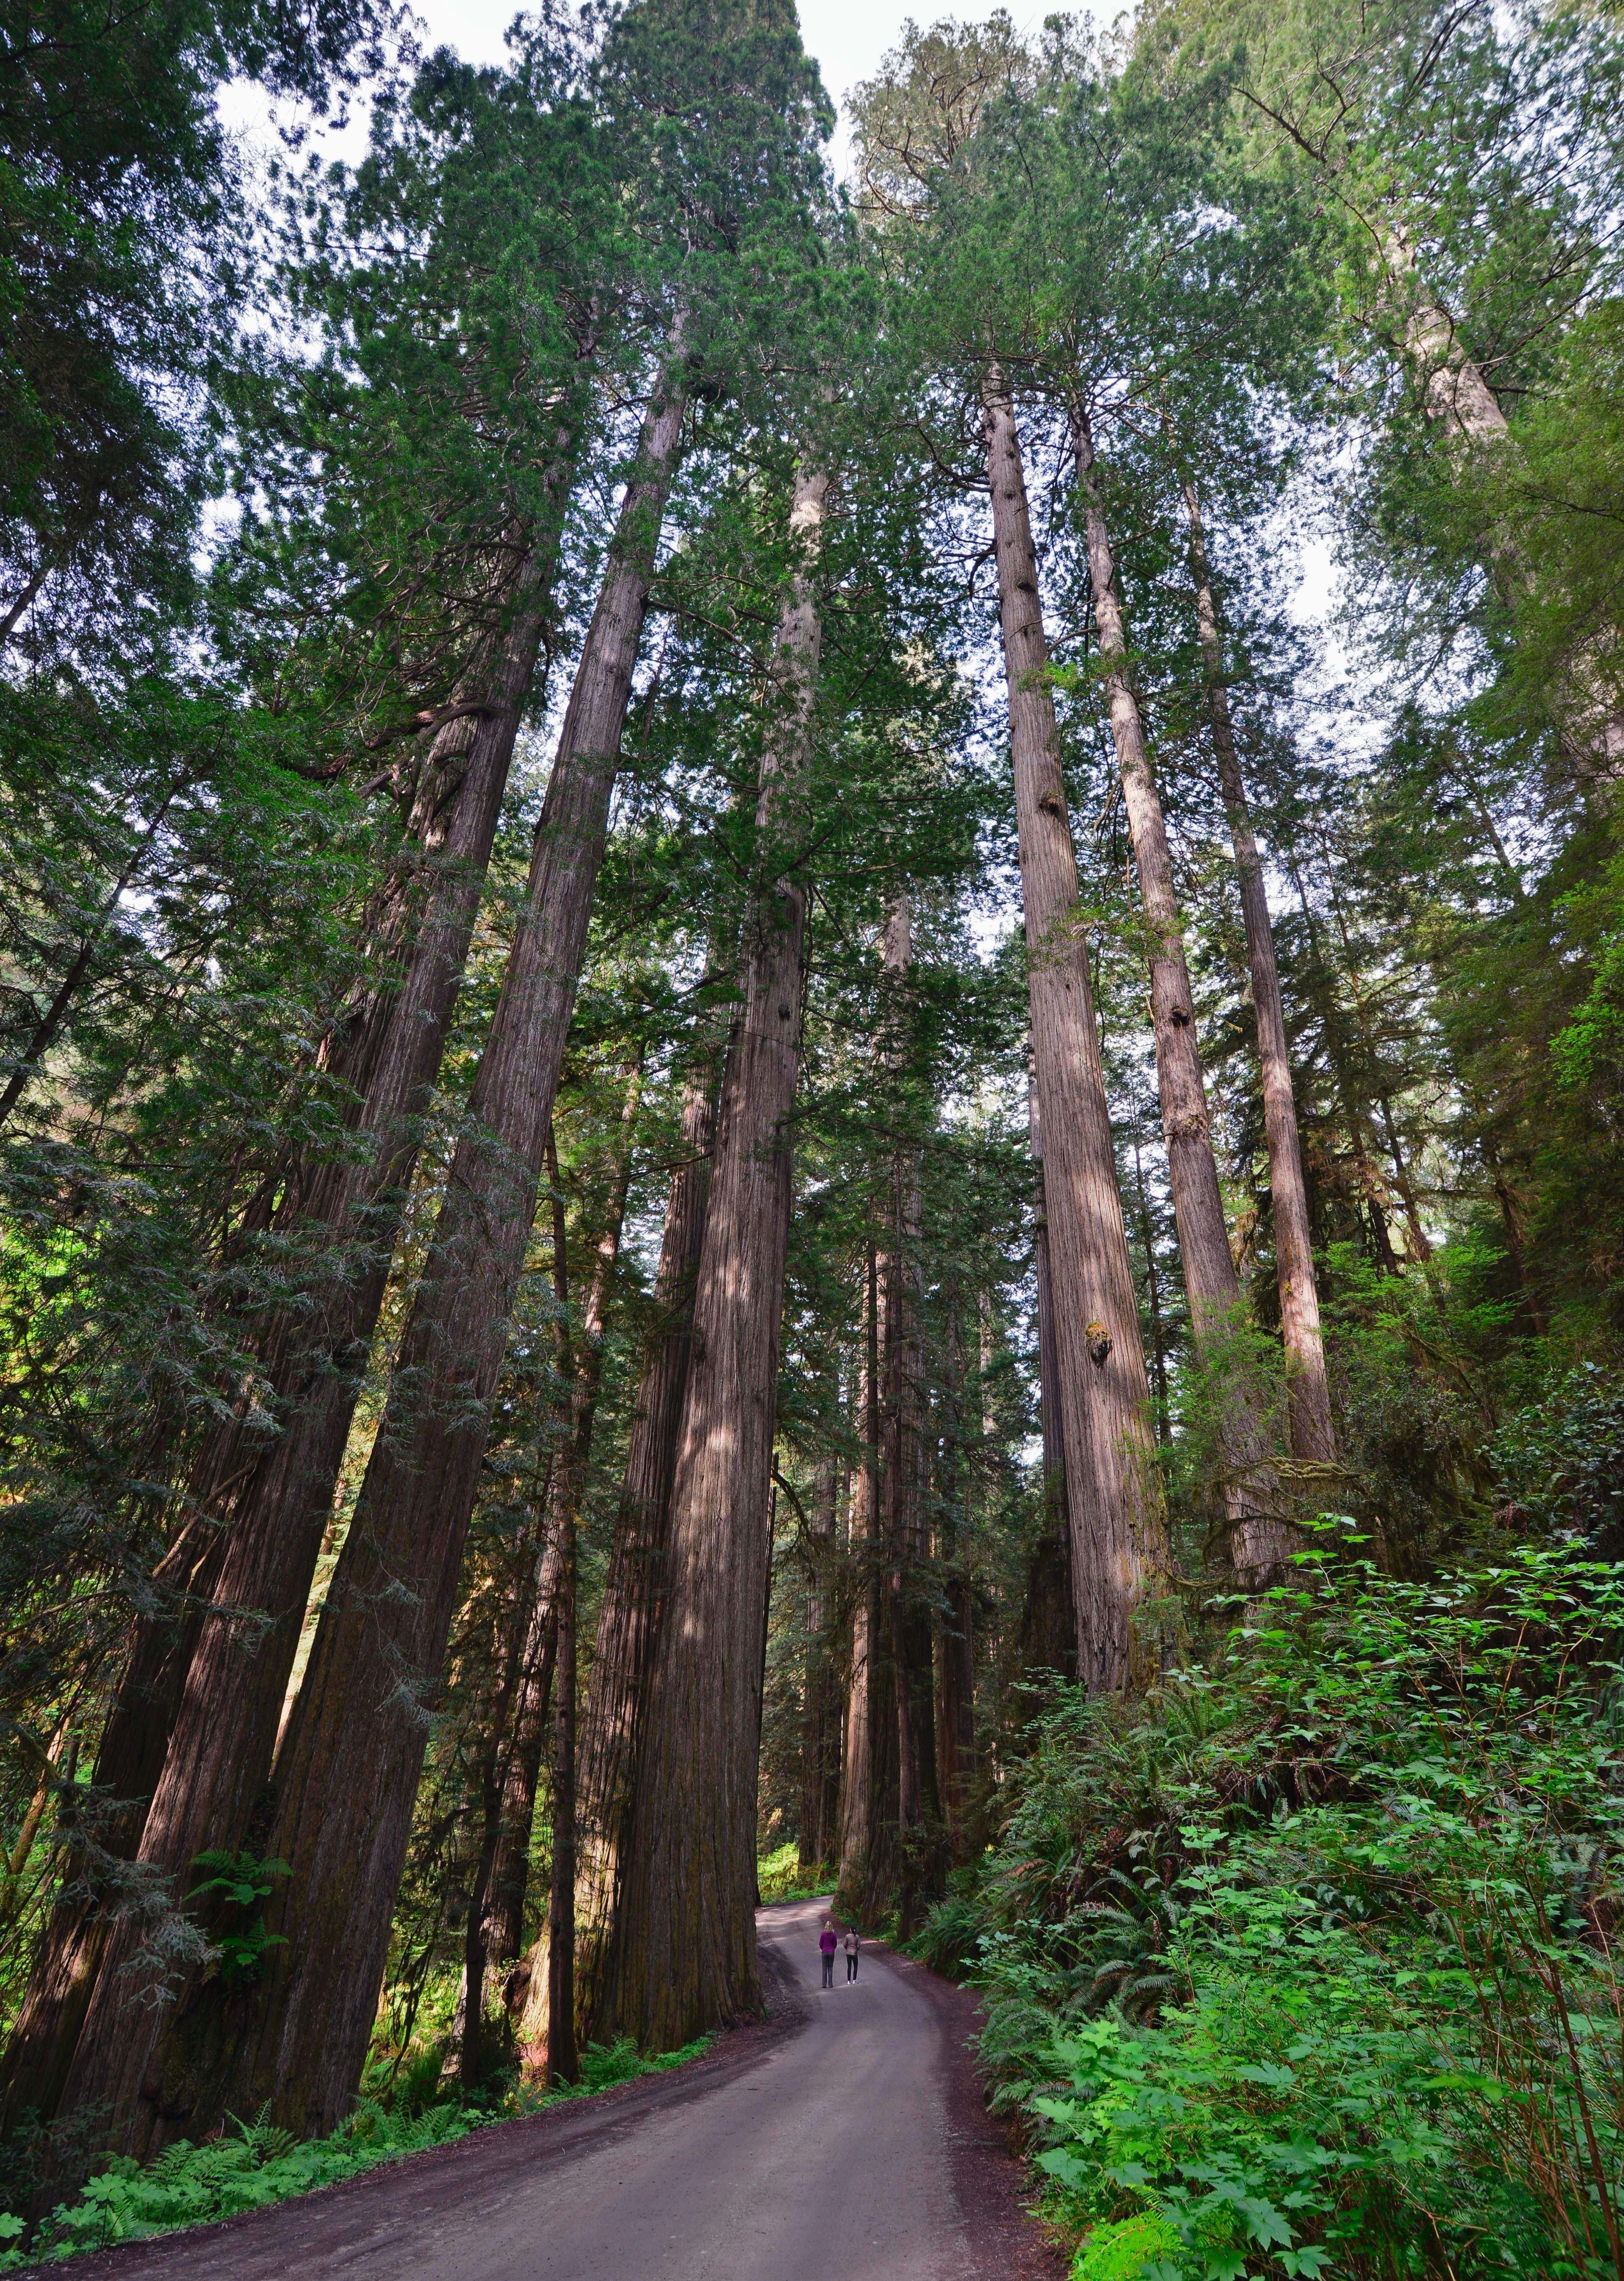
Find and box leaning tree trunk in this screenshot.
[43,486,580,2155]
[606,467,827,2050]
[219,369,686,2146]
[1072,408,1289,1588]
[982,380,1165,1692]
[565,1061,716,2050]
[5,499,574,2136]
[57,362,689,2156]
[1181,483,1336,1474]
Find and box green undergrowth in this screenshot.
[914,1531,1624,2281]
[757,1842,834,1905]
[1,2033,711,2265]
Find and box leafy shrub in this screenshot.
[757,1842,831,1904]
[946,1539,1624,2279]
[2,2103,472,2265]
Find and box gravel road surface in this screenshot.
[30,1897,1062,2281]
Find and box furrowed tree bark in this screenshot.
[982,380,1164,1692]
[934,1292,979,1861]
[797,1455,839,1873]
[567,1060,716,2050]
[1182,483,1336,1473]
[606,466,826,2049]
[1016,1075,1079,1682]
[1071,408,1289,1588]
[505,1065,643,2072]
[44,488,579,2155]
[1128,1134,1171,1443]
[62,362,689,2154]
[545,1505,579,2087]
[879,898,941,1936]
[481,1526,563,2005]
[836,1249,897,1924]
[473,1059,638,2086]
[217,368,687,2144]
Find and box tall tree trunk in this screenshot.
[1071,409,1288,1587]
[1018,1070,1078,1673]
[1181,483,1336,1473]
[231,366,683,2143]
[797,1456,839,1873]
[545,1501,578,2086]
[1285,855,1402,1275]
[982,380,1165,1691]
[501,1064,643,2071]
[567,1062,716,2050]
[40,491,579,2155]
[606,467,826,2049]
[836,1250,897,1924]
[456,1543,540,2100]
[473,1058,639,2086]
[879,898,941,1937]
[481,1524,563,2004]
[57,363,688,2155]
[934,1293,979,1861]
[1126,1134,1172,1444]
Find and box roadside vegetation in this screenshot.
[0,2034,711,2265]
[916,1477,1624,2276]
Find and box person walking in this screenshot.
[843,1926,860,1983]
[819,1917,837,1990]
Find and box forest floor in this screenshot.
[21,1898,1062,2279]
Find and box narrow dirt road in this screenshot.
[37,1898,1061,2281]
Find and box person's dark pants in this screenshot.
[821,1954,834,1987]
[846,1954,859,1982]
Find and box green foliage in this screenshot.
[187,1851,291,1987]
[757,1843,831,1905]
[1,2034,716,2262]
[3,2103,473,2265]
[929,1527,1624,2278]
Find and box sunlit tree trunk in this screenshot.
[1181,483,1336,1473]
[226,373,685,2142]
[607,468,826,2046]
[54,365,689,2155]
[982,380,1165,1690]
[44,471,585,2153]
[1072,408,1288,1587]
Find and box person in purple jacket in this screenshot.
[819,1916,838,1989]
